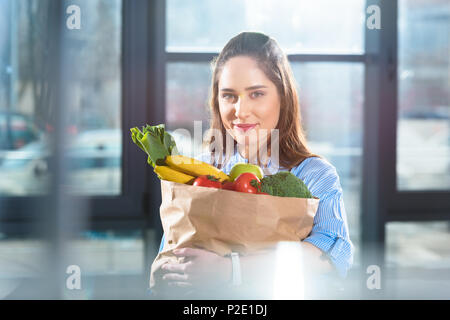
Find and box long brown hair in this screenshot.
[206,32,321,170]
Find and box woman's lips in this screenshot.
[234,123,258,132]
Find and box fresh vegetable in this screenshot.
[154,165,195,184]
[229,163,264,182]
[222,181,236,191]
[166,155,229,182]
[130,124,178,168]
[130,124,230,185]
[234,173,261,194]
[260,171,313,198]
[193,175,222,189]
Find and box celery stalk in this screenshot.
[130,124,178,168]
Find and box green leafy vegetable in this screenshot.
[260,171,314,198]
[130,124,178,168]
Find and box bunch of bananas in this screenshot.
[155,155,229,184]
[130,124,229,185]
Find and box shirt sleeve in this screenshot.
[297,158,354,278]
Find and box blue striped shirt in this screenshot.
[158,151,354,278]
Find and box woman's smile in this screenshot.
[233,123,259,133]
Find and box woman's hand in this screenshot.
[160,248,232,290]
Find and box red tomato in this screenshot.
[222,181,235,191]
[193,175,222,189]
[234,173,261,194]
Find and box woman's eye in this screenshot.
[251,91,264,98]
[222,94,237,103]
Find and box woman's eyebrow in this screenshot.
[220,85,268,92]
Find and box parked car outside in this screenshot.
[0,129,121,196]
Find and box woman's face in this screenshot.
[218,56,281,150]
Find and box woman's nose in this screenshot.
[234,96,251,119]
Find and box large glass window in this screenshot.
[0,0,123,196]
[292,63,364,254]
[0,0,53,196]
[386,221,450,270]
[385,221,450,299]
[167,0,365,54]
[397,0,450,191]
[166,63,211,129]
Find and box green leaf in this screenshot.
[163,130,178,156]
[250,179,262,192]
[130,123,179,168]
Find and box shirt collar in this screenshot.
[232,151,288,174]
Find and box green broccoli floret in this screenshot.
[261,171,313,198]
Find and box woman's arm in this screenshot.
[160,241,334,291]
[292,158,354,278]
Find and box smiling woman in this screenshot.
[157,32,354,298]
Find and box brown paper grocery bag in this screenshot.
[149,180,319,291]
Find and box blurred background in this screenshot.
[0,0,448,299]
